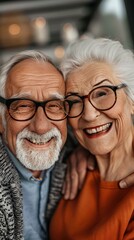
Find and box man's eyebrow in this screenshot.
[9,92,64,99]
[49,93,64,99]
[10,92,31,98]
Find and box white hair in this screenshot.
[61,37,134,102]
[0,49,60,97]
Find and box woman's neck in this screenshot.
[95,133,134,181]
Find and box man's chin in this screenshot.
[16,147,60,171]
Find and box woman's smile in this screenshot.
[83,122,112,138]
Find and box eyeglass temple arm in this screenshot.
[117,83,127,89]
[0,96,6,104]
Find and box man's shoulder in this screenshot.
[0,136,20,184]
[0,137,23,238]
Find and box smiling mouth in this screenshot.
[84,123,112,136]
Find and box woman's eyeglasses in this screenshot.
[65,83,127,118]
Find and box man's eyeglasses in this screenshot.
[65,83,127,118]
[0,97,68,121]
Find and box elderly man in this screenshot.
[0,50,80,240]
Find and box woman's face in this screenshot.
[66,62,134,155]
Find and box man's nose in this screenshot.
[29,106,52,134]
[82,99,100,121]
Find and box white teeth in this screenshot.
[85,123,111,135]
[28,138,51,145]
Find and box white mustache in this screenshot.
[18,127,61,144]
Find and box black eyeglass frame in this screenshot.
[65,83,127,118]
[0,96,68,121]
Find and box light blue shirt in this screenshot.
[5,146,52,240]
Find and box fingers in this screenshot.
[76,149,97,189]
[119,173,134,188]
[76,150,88,190]
[62,157,79,200]
[62,146,91,200]
[87,154,96,171]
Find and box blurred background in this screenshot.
[0,0,133,66]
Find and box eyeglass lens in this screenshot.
[89,86,115,110]
[65,95,84,118]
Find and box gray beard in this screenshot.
[16,127,62,170]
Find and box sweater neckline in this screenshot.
[93,170,132,190]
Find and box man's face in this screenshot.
[2,59,67,171]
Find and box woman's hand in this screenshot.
[62,146,96,200]
[119,174,134,188]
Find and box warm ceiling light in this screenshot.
[8,24,21,36]
[54,46,65,59]
[32,17,50,45]
[34,17,46,28]
[63,23,72,31]
[62,23,79,44]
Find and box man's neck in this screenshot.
[30,170,42,179]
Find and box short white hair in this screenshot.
[0,49,60,97]
[61,37,134,102]
[0,50,61,120]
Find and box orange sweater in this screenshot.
[50,170,134,240]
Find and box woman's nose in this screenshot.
[82,98,100,121]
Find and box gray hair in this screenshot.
[61,38,134,102]
[0,49,60,98]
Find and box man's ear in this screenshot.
[131,102,134,115]
[0,116,5,134]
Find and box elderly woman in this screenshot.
[49,38,134,239]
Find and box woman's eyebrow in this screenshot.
[94,79,112,87]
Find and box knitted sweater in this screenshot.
[0,133,74,240]
[0,138,23,239]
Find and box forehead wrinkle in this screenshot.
[66,62,118,95]
[18,73,61,78]
[16,76,64,87]
[13,74,63,87]
[21,73,58,76]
